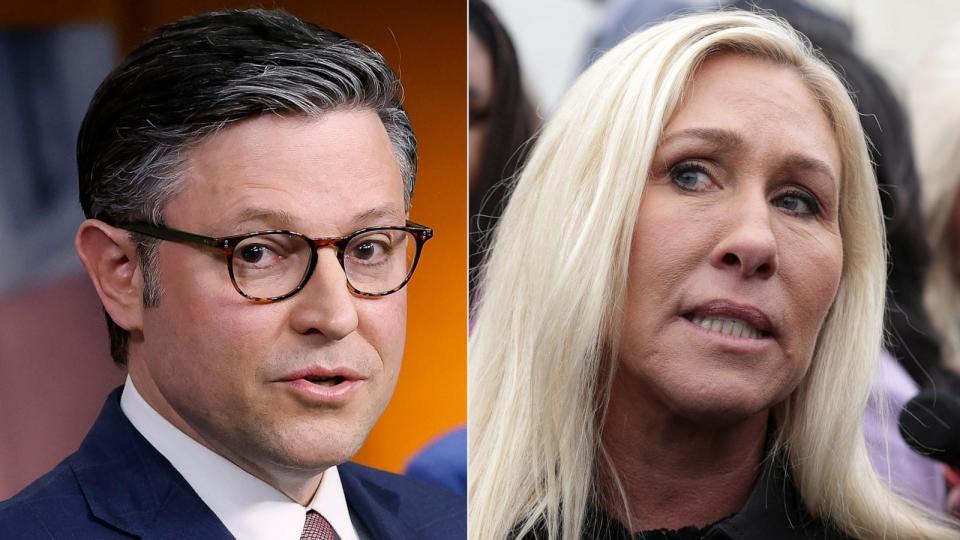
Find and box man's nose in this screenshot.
[709,191,779,279]
[287,250,359,340]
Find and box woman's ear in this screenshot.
[75,219,146,332]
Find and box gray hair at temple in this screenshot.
[76,8,417,366]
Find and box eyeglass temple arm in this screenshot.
[406,221,434,240]
[118,221,228,249]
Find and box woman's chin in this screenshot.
[655,379,785,427]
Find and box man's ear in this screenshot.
[75,219,146,332]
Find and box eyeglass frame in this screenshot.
[114,220,434,303]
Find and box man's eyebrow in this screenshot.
[213,205,405,235]
[659,127,744,151]
[350,205,406,227]
[228,208,297,229]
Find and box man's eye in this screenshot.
[350,241,386,261]
[354,242,375,260]
[669,163,713,192]
[239,244,277,265]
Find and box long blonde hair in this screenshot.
[911,25,960,374]
[469,10,957,540]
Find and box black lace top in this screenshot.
[518,452,854,539]
[580,505,733,539]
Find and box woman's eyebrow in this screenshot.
[780,154,838,184]
[659,129,839,183]
[659,127,744,151]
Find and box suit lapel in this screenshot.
[339,464,419,540]
[70,387,233,539]
[141,478,234,540]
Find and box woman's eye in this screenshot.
[470,107,490,125]
[669,163,712,192]
[773,190,820,217]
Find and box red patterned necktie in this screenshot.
[300,510,339,540]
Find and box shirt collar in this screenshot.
[712,449,849,539]
[120,375,359,540]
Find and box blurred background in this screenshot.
[0,0,466,499]
[486,0,960,113]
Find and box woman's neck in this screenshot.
[598,384,769,532]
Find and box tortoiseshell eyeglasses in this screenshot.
[117,221,433,303]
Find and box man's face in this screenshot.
[132,110,407,479]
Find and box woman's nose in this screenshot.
[709,193,779,279]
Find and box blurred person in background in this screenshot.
[814,35,951,514]
[0,25,111,295]
[910,22,960,516]
[582,0,699,69]
[912,24,960,382]
[0,17,126,504]
[470,10,959,539]
[582,0,851,71]
[468,0,537,297]
[404,427,467,496]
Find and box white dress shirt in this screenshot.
[120,375,365,540]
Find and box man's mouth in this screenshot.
[279,366,364,386]
[277,367,365,404]
[302,375,347,386]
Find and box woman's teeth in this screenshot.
[688,315,762,339]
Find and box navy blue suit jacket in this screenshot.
[0,388,465,539]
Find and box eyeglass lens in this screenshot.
[231,230,417,298]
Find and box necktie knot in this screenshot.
[300,510,339,540]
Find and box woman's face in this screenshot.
[614,53,844,424]
[469,30,493,186]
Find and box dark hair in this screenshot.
[78,8,417,366]
[469,0,537,297]
[734,0,951,387]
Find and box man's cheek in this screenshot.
[359,297,407,351]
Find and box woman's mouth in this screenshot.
[681,299,776,341]
[683,314,769,339]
